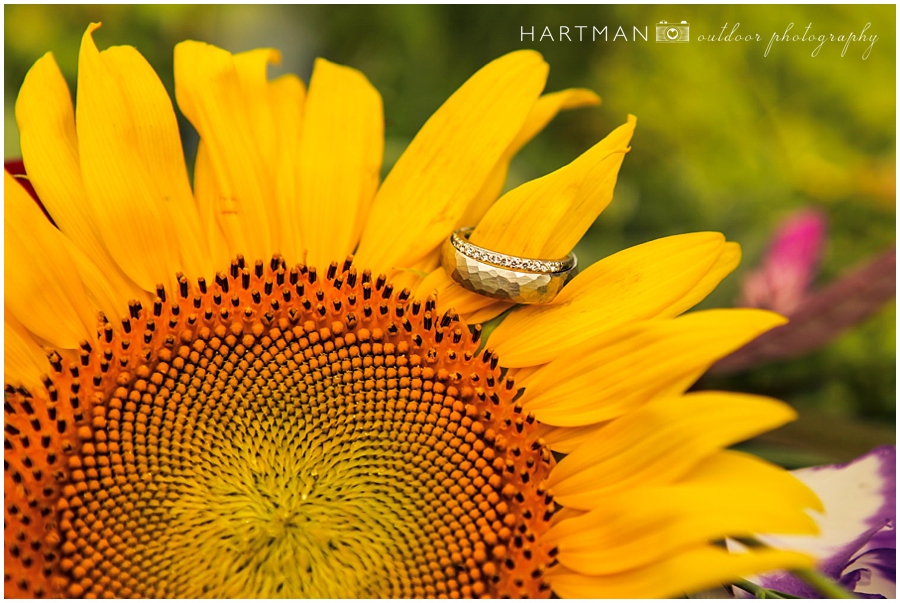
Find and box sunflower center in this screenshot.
[5,257,557,598]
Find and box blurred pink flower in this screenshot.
[741,209,827,314]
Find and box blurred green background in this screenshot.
[4,5,895,463]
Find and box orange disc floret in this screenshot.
[5,256,558,598]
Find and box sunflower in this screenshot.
[5,23,822,599]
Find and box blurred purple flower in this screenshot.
[737,446,896,598]
[716,209,893,373]
[741,209,827,315]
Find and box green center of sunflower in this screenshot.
[5,256,558,598]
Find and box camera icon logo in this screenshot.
[656,21,690,43]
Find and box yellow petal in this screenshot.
[470,115,635,259]
[389,263,432,294]
[690,450,822,513]
[465,299,515,324]
[510,89,601,159]
[660,241,742,318]
[4,171,95,349]
[76,23,183,292]
[547,451,819,575]
[15,50,145,313]
[101,43,212,281]
[5,314,49,391]
[58,235,149,324]
[521,309,787,426]
[175,39,275,261]
[538,422,612,454]
[298,58,383,269]
[459,88,601,227]
[232,48,281,173]
[354,50,549,275]
[546,391,797,507]
[191,141,234,268]
[488,233,727,368]
[269,74,306,265]
[547,545,814,599]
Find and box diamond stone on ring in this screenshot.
[442,227,577,304]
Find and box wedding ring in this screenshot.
[442,227,577,304]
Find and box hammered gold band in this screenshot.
[442,227,577,304]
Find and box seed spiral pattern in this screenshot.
[5,256,558,598]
